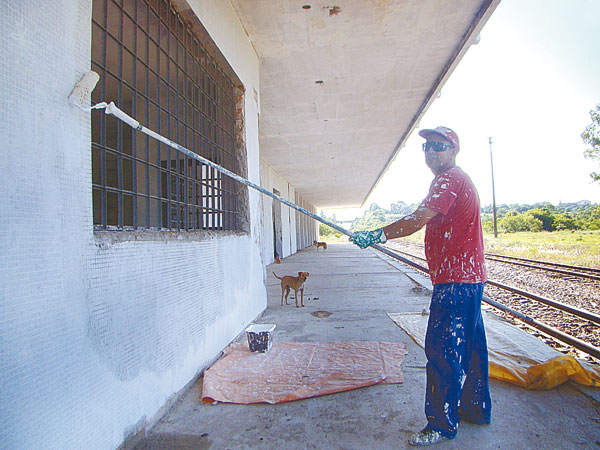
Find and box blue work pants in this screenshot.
[424,282,491,438]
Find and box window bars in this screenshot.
[91,0,241,231]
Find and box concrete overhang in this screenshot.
[230,0,501,209]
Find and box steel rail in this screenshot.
[485,279,600,326]
[480,296,600,360]
[485,252,600,274]
[376,244,600,360]
[485,255,600,281]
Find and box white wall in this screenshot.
[0,1,265,450]
[260,162,291,260]
[258,161,318,263]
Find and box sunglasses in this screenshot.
[422,141,452,153]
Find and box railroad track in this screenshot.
[397,241,600,281]
[378,241,600,363]
[485,253,600,282]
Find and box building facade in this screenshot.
[0,1,316,449]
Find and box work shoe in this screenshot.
[408,427,449,446]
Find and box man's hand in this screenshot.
[349,229,387,249]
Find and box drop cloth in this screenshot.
[201,341,407,404]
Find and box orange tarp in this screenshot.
[201,341,408,404]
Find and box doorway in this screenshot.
[272,189,283,260]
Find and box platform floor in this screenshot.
[132,243,600,449]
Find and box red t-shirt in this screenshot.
[420,166,487,285]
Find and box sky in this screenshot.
[326,0,600,222]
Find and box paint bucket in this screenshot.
[245,324,276,353]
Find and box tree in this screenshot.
[319,223,337,236]
[581,104,600,183]
[318,212,341,237]
[573,204,600,230]
[390,201,418,216]
[351,203,388,231]
[552,213,580,231]
[527,208,555,231]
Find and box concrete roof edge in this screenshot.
[361,0,503,209]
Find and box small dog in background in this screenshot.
[273,271,309,308]
[313,240,327,251]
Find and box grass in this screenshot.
[324,230,600,268]
[483,230,600,268]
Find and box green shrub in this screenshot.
[499,213,542,233]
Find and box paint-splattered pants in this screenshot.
[424,282,491,438]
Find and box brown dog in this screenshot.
[273,271,309,308]
[313,240,328,251]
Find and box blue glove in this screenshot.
[349,229,387,249]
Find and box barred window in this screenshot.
[91,0,246,231]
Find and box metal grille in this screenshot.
[91,0,241,231]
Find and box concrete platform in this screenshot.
[132,243,600,449]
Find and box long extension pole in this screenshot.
[110,101,352,236]
[68,72,350,237]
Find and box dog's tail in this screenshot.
[272,272,282,280]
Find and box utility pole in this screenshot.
[489,137,498,238]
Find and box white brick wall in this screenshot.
[0,1,267,450]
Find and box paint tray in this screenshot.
[245,324,276,353]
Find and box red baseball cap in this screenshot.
[418,126,459,149]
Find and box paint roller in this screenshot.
[68,70,353,237]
